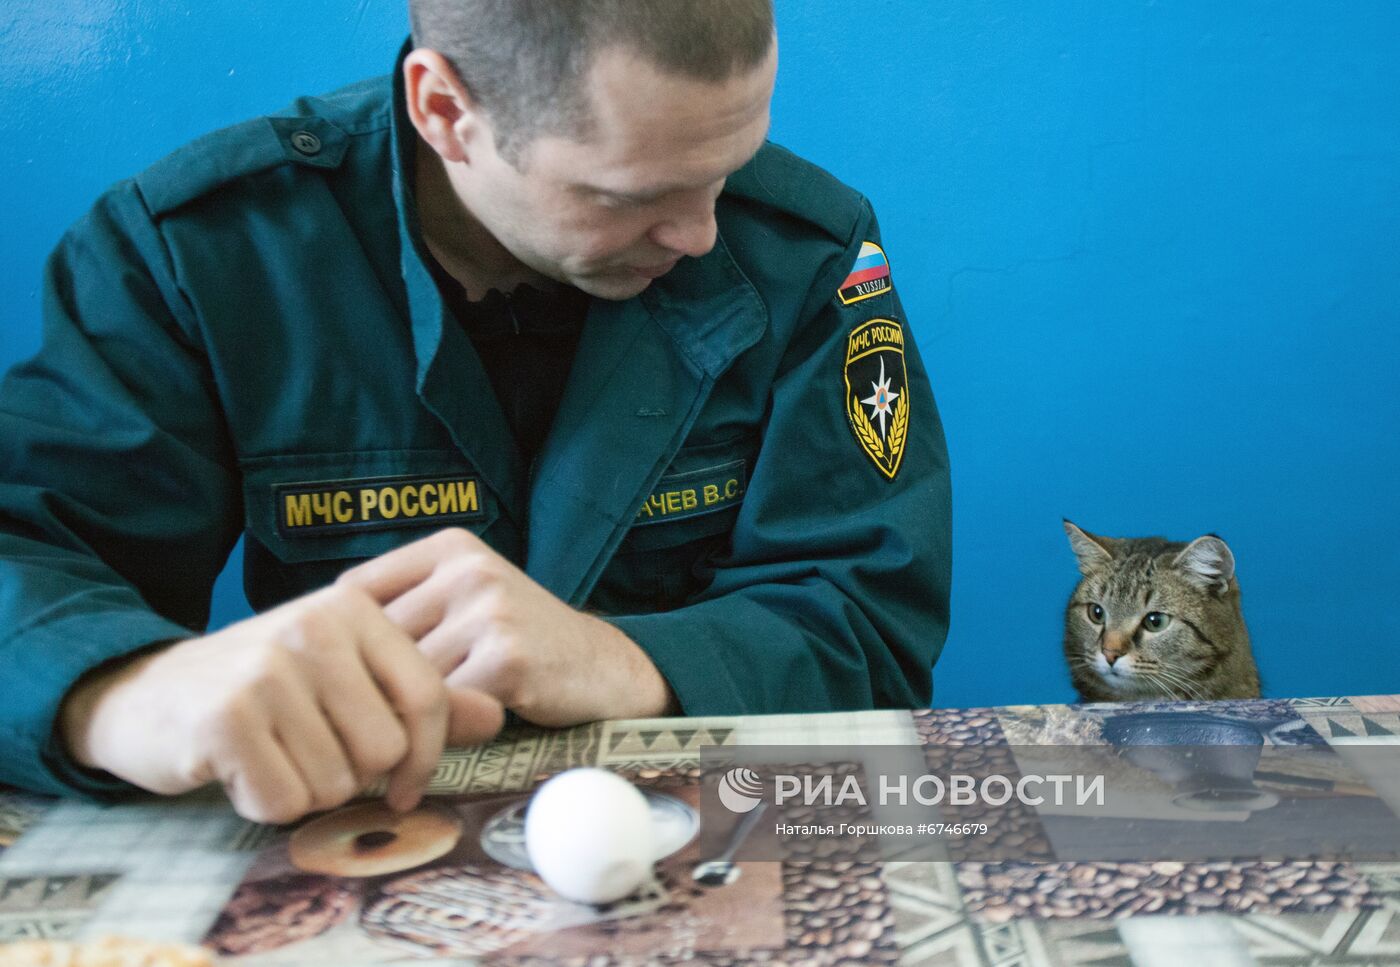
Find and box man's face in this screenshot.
[451,43,777,300]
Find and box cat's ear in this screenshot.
[1063,520,1114,576]
[1173,535,1236,595]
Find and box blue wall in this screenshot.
[3,2,1398,708]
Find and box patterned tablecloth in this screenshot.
[2,694,1399,966]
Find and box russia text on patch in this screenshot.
[276,474,486,536]
[838,241,893,305]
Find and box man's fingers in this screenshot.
[383,704,447,814]
[267,682,360,812]
[444,648,514,709]
[446,688,506,747]
[315,660,413,790]
[353,613,451,813]
[339,527,487,605]
[382,579,452,643]
[217,728,312,825]
[414,623,475,676]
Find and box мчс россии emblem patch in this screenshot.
[844,318,909,480]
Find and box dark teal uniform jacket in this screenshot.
[0,64,952,797]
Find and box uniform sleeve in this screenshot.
[609,200,952,715]
[0,182,242,796]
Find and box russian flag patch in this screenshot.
[838,241,892,305]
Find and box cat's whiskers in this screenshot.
[1138,674,1179,702]
[1156,656,1203,681]
[1137,674,1175,701]
[1153,666,1198,696]
[1141,669,1202,702]
[1149,662,1208,701]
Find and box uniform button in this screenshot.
[290,130,322,156]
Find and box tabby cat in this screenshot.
[1062,520,1260,702]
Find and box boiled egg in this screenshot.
[524,768,655,904]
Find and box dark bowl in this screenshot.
[1102,712,1265,747]
[1101,712,1278,814]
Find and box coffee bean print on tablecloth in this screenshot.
[914,708,1055,863]
[956,859,1377,923]
[913,707,1008,746]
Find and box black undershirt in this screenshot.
[426,259,590,468]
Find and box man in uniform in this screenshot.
[0,0,951,824]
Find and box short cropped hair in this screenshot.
[408,0,774,164]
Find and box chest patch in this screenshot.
[633,460,747,526]
[844,318,910,480]
[276,474,486,537]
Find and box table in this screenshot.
[2,694,1399,966]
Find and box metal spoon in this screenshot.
[691,802,768,887]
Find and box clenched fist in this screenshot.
[60,583,504,823]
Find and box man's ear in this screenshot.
[402,48,481,164]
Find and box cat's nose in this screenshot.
[1102,632,1130,665]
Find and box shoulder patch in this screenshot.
[844,318,910,480]
[136,114,349,217]
[838,241,893,305]
[723,142,866,243]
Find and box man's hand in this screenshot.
[60,584,505,824]
[338,529,676,726]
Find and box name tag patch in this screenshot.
[633,460,747,526]
[276,474,485,537]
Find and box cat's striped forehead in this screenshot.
[1097,553,1161,602]
[1081,539,1226,615]
[1091,551,1162,602]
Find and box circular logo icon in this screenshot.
[717,767,764,813]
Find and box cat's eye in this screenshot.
[1143,612,1172,631]
[1085,603,1104,624]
